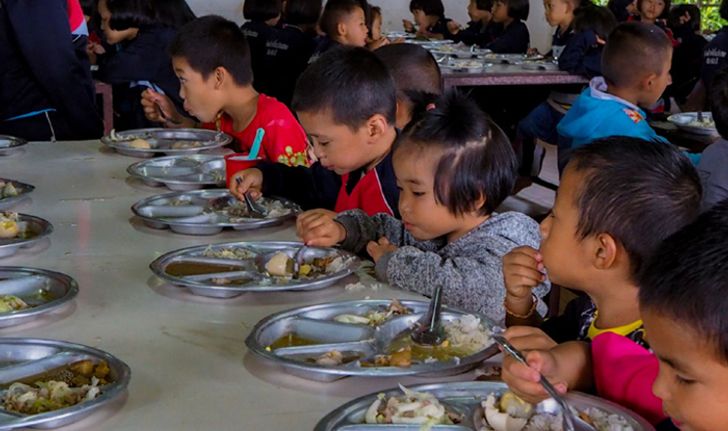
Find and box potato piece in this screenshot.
[265,252,292,276]
[389,346,412,367]
[128,138,151,149]
[0,220,19,238]
[94,360,111,379]
[70,360,94,377]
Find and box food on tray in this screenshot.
[0,294,29,312]
[164,261,243,277]
[0,360,112,415]
[262,252,346,279]
[224,198,294,220]
[687,115,715,129]
[364,384,462,426]
[0,181,18,198]
[309,350,363,366]
[202,246,257,260]
[267,333,320,350]
[0,212,20,239]
[127,138,152,149]
[478,391,635,431]
[171,141,203,149]
[265,251,290,276]
[446,59,483,69]
[334,299,410,325]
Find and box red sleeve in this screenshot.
[257,100,310,167]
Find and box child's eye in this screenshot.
[675,375,696,385]
[412,191,426,197]
[396,185,403,191]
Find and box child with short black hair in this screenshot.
[403,0,455,40]
[638,199,728,431]
[667,5,705,104]
[230,47,400,216]
[241,0,283,97]
[366,6,390,49]
[447,0,495,46]
[557,22,675,170]
[684,0,728,110]
[298,91,545,321]
[698,69,728,210]
[486,0,530,53]
[140,15,309,166]
[311,0,368,62]
[374,43,442,129]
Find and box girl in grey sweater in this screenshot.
[297,91,548,322]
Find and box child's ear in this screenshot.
[365,114,389,141]
[337,22,347,38]
[641,72,658,92]
[592,233,619,270]
[213,66,226,89]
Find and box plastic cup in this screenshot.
[224,153,262,187]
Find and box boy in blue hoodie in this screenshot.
[556,22,673,172]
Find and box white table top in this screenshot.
[0,141,484,431]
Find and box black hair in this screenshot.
[371,5,381,19]
[374,43,442,103]
[319,0,365,36]
[567,137,701,280]
[574,4,617,41]
[153,0,196,28]
[496,0,529,21]
[601,22,672,88]
[668,4,700,33]
[607,0,634,22]
[636,0,670,20]
[397,91,517,216]
[243,0,283,22]
[710,69,728,139]
[284,0,322,26]
[722,0,728,21]
[169,15,253,86]
[475,0,495,12]
[292,47,396,129]
[409,0,445,18]
[639,199,728,363]
[105,0,155,30]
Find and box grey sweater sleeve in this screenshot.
[336,210,408,253]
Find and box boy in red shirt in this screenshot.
[141,15,308,167]
[230,47,399,217]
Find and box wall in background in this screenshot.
[185,0,554,52]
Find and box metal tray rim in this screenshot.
[0,267,79,325]
[101,128,232,154]
[126,155,224,186]
[0,214,53,251]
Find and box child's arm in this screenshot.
[557,30,602,77]
[141,89,195,128]
[334,211,406,253]
[486,22,529,53]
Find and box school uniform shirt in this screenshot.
[426,17,456,40]
[701,26,728,93]
[203,94,308,167]
[240,21,278,93]
[670,27,707,102]
[336,210,548,322]
[308,36,340,64]
[697,138,728,211]
[485,20,529,53]
[0,0,102,140]
[255,24,317,106]
[451,20,495,46]
[257,150,399,216]
[556,29,604,78]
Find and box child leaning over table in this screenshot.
[446,0,496,47]
[697,69,728,211]
[140,16,309,166]
[297,92,547,322]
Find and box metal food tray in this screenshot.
[667,112,718,136]
[0,214,53,259]
[150,241,359,298]
[0,180,34,211]
[315,381,654,430]
[127,155,225,191]
[245,300,499,382]
[483,53,545,64]
[131,189,300,235]
[100,128,232,158]
[0,136,28,156]
[0,267,78,328]
[0,338,130,430]
[440,59,486,73]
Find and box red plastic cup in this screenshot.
[224,153,262,187]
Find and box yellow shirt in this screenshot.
[587,311,644,340]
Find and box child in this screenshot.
[241,0,283,98]
[607,0,637,22]
[514,2,615,180]
[96,0,183,130]
[698,69,728,211]
[403,0,455,41]
[140,16,309,166]
[229,47,400,216]
[297,92,546,321]
[684,0,728,111]
[367,6,390,50]
[667,5,706,105]
[373,44,442,129]
[485,0,530,53]
[446,0,495,47]
[637,199,728,431]
[310,0,368,63]
[557,22,674,171]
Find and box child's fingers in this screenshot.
[508,333,558,353]
[505,264,546,286]
[378,237,391,246]
[501,357,549,403]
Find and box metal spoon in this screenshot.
[291,245,308,279]
[243,191,267,218]
[492,334,597,431]
[410,284,445,345]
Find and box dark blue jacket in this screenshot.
[485,20,529,53]
[451,20,495,46]
[557,29,603,77]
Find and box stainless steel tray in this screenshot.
[0,338,130,429]
[245,300,499,382]
[0,267,78,328]
[0,180,34,211]
[131,189,299,235]
[315,381,654,430]
[0,214,53,259]
[127,155,225,191]
[667,112,718,136]
[100,128,232,158]
[0,137,28,156]
[150,241,359,298]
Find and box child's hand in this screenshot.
[504,326,557,351]
[368,37,390,50]
[501,347,567,404]
[447,20,462,35]
[228,168,263,201]
[503,246,546,300]
[402,19,415,32]
[596,35,606,45]
[366,237,398,262]
[296,209,345,247]
[140,89,185,127]
[527,47,540,56]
